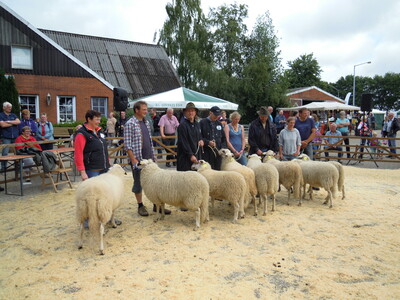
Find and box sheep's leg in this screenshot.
[287,187,291,205]
[153,203,161,223]
[78,223,84,250]
[302,185,306,200]
[232,202,239,223]
[271,194,276,212]
[298,193,302,206]
[262,195,267,216]
[253,195,258,216]
[211,197,215,209]
[99,223,105,255]
[194,208,200,231]
[342,185,346,200]
[109,213,117,228]
[239,196,245,219]
[309,186,314,200]
[160,203,165,220]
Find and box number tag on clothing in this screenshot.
[216,125,222,130]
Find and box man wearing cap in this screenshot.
[248,106,278,155]
[199,106,226,170]
[176,102,204,171]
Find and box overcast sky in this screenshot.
[2,0,399,83]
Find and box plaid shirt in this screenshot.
[124,115,155,161]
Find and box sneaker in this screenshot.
[23,180,32,185]
[180,208,188,212]
[138,205,149,217]
[0,186,4,192]
[153,204,171,215]
[166,163,171,168]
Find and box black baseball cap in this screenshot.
[210,106,221,116]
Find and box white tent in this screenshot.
[128,87,239,110]
[278,101,360,111]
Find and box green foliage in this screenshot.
[284,53,322,89]
[53,121,83,127]
[0,69,20,115]
[370,73,400,111]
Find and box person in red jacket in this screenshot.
[14,126,42,183]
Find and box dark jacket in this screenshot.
[177,118,202,171]
[0,112,19,139]
[77,125,110,171]
[248,117,278,155]
[199,117,226,170]
[389,117,399,135]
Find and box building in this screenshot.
[0,3,181,124]
[286,86,344,107]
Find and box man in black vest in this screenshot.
[199,106,226,170]
[248,106,278,155]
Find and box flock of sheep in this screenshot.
[75,149,345,255]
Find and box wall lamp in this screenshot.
[46,93,51,106]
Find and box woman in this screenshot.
[18,109,38,137]
[224,111,247,165]
[106,112,117,146]
[176,102,204,171]
[74,110,109,180]
[15,126,42,183]
[36,112,54,150]
[278,117,301,161]
[335,111,351,158]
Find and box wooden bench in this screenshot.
[53,127,74,138]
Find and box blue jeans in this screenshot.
[283,155,297,161]
[235,153,248,165]
[86,169,107,178]
[388,133,397,154]
[1,138,15,169]
[302,143,314,160]
[324,146,343,158]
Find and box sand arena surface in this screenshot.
[0,166,399,299]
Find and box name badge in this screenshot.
[216,125,222,130]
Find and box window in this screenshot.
[91,97,108,116]
[11,46,33,70]
[57,96,76,123]
[19,95,39,120]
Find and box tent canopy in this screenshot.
[278,101,360,111]
[128,87,239,110]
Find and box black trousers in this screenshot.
[163,133,176,163]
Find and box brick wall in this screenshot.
[288,88,341,103]
[12,74,113,124]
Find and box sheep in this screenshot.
[191,160,247,222]
[328,161,345,200]
[76,164,126,255]
[218,149,258,216]
[262,151,303,206]
[139,159,209,230]
[246,154,279,215]
[295,154,339,208]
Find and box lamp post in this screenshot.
[353,61,371,106]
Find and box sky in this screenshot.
[2,0,400,83]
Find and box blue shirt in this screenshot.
[295,117,315,141]
[18,118,38,135]
[324,130,342,144]
[274,115,286,129]
[0,112,19,139]
[335,118,349,133]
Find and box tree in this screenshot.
[0,69,20,115]
[155,0,212,89]
[370,73,400,111]
[285,53,322,88]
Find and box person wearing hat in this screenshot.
[176,102,204,171]
[199,106,227,170]
[248,106,278,155]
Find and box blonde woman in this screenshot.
[224,111,247,165]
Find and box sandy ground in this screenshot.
[0,165,399,299]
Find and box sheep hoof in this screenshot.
[329,205,333,208]
[160,215,165,220]
[99,250,104,255]
[323,200,328,205]
[78,245,83,250]
[232,220,238,224]
[253,213,258,217]
[112,224,117,229]
[262,213,267,216]
[298,203,302,206]
[153,219,159,223]
[193,226,199,231]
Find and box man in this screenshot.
[150,108,162,159]
[124,101,171,216]
[386,112,399,156]
[268,106,274,122]
[335,111,351,158]
[199,106,226,170]
[115,111,128,141]
[176,102,204,171]
[159,108,179,167]
[323,123,343,161]
[274,109,286,134]
[0,102,21,172]
[248,106,278,155]
[295,107,316,159]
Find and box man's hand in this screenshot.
[256,149,263,156]
[198,140,204,147]
[190,155,198,163]
[209,140,215,148]
[161,135,166,139]
[301,141,308,149]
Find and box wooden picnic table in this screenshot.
[0,154,34,196]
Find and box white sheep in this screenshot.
[328,161,345,200]
[262,151,303,206]
[139,159,209,230]
[76,164,126,255]
[219,149,258,216]
[295,154,339,208]
[191,160,247,222]
[246,154,279,215]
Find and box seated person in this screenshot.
[323,123,343,160]
[15,126,42,183]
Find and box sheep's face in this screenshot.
[297,154,310,161]
[138,159,154,169]
[191,160,210,171]
[219,148,233,158]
